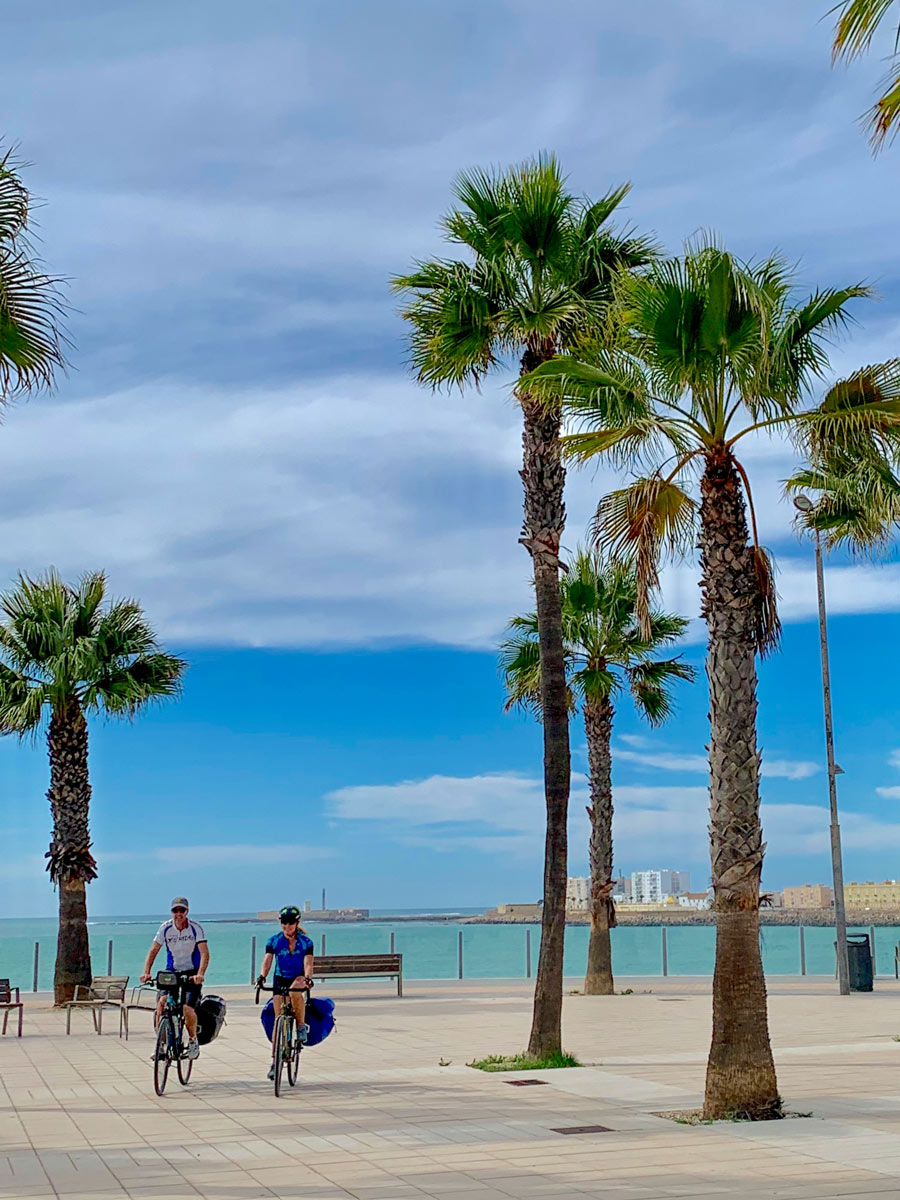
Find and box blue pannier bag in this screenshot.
[260,996,335,1046]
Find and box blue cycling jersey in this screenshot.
[266,930,314,979]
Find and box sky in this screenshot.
[4,0,900,918]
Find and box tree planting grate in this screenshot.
[551,1124,614,1135]
[504,1078,548,1086]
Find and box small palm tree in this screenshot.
[0,570,186,1003]
[524,239,900,1118]
[500,552,693,996]
[787,360,900,546]
[392,154,656,1057]
[831,0,900,148]
[0,146,67,399]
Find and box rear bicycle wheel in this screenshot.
[273,1015,287,1097]
[176,1018,193,1085]
[153,1020,172,1096]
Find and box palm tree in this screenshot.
[500,552,693,996]
[392,155,655,1056]
[523,239,900,1118]
[831,0,900,148]
[786,360,900,545]
[0,146,67,399]
[0,570,186,1003]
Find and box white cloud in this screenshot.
[327,773,545,831]
[876,787,900,799]
[615,746,819,780]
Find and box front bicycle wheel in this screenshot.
[285,1018,298,1087]
[273,1015,287,1097]
[153,1020,172,1096]
[176,1019,193,1085]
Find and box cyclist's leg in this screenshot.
[288,977,307,1026]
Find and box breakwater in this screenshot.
[467,908,900,927]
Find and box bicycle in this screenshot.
[255,977,311,1097]
[152,970,198,1096]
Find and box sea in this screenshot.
[1,910,895,990]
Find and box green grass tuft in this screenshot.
[468,1051,581,1072]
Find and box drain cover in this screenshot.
[551,1124,613,1135]
[505,1078,547,1086]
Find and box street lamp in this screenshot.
[794,494,851,995]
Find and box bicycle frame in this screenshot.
[255,979,310,1097]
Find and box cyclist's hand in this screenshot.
[140,973,152,984]
[255,975,265,988]
[192,973,204,984]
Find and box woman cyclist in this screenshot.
[257,905,314,1080]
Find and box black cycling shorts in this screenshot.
[273,974,306,996]
[159,973,201,1011]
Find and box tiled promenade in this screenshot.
[4,976,900,1198]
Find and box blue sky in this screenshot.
[4,0,900,917]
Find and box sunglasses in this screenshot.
[280,918,298,925]
[172,907,187,914]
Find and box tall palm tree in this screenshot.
[392,155,656,1056]
[0,570,186,1003]
[0,146,67,399]
[831,0,900,148]
[500,552,693,996]
[524,239,900,1118]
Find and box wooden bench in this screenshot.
[0,979,23,1038]
[64,975,129,1035]
[313,954,403,996]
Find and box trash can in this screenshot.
[846,933,874,992]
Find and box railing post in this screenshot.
[799,924,806,976]
[107,939,113,974]
[526,928,532,979]
[458,930,463,979]
[390,931,395,954]
[250,936,256,984]
[870,926,876,976]
[33,941,39,992]
[321,933,326,955]
[661,926,668,977]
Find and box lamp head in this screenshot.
[793,494,814,513]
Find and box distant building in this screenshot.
[566,876,590,910]
[631,869,690,903]
[678,891,712,910]
[844,881,900,909]
[763,891,784,908]
[782,884,833,910]
[612,874,632,900]
[492,902,543,920]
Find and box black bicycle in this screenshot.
[153,970,197,1095]
[255,978,311,1097]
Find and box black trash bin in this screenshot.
[846,933,874,992]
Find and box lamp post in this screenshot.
[794,494,850,995]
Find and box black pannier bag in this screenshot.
[196,995,227,1045]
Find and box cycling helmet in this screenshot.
[279,905,301,923]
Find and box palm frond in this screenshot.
[592,477,697,633]
[627,657,695,726]
[831,0,900,147]
[753,545,782,657]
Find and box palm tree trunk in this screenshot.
[47,704,96,1004]
[520,344,570,1060]
[583,694,615,995]
[699,448,780,1120]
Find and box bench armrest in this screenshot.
[72,985,91,1002]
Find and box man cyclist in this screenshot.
[141,897,209,1060]
[257,905,314,1080]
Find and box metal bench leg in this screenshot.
[17,1006,22,1037]
[2,1010,7,1035]
[398,969,403,998]
[97,1007,103,1036]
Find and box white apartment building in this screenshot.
[631,869,691,904]
[566,876,590,910]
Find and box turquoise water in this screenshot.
[0,914,893,991]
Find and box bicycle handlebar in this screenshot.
[254,979,313,1005]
